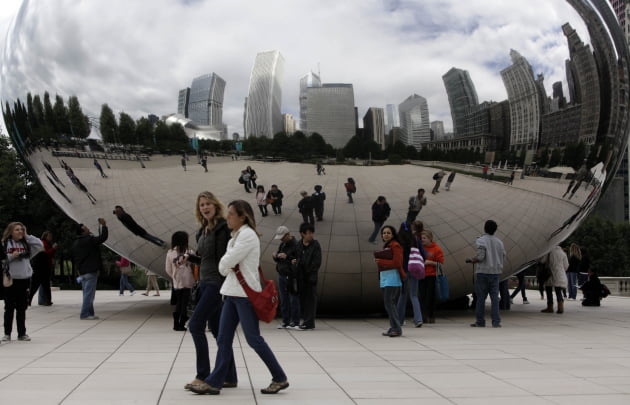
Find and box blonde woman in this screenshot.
[191,200,289,395]
[2,222,43,341]
[566,243,582,300]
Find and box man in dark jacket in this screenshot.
[113,205,166,247]
[272,226,299,329]
[312,185,326,221]
[298,191,315,227]
[72,218,108,320]
[291,222,322,330]
[368,196,391,243]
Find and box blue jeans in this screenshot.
[474,273,500,326]
[278,275,300,325]
[189,281,236,382]
[119,274,135,294]
[80,272,98,318]
[369,221,384,242]
[207,296,287,388]
[397,276,422,325]
[383,286,401,333]
[567,272,578,299]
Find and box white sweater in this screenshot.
[219,225,261,297]
[5,235,44,279]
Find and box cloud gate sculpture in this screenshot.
[2,0,629,314]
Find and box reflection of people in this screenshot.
[190,200,289,395]
[406,189,427,223]
[93,159,107,178]
[444,172,456,191]
[344,177,356,203]
[298,191,315,226]
[72,219,108,320]
[267,184,283,215]
[312,185,326,221]
[431,170,446,194]
[469,220,505,328]
[2,222,44,341]
[369,196,390,243]
[113,205,166,247]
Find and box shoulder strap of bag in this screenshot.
[233,264,266,295]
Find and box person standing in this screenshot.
[368,196,391,244]
[116,257,135,296]
[566,243,581,300]
[190,200,289,395]
[93,159,108,178]
[2,222,43,342]
[272,226,299,329]
[345,177,356,203]
[541,245,568,314]
[396,220,426,328]
[292,222,322,330]
[165,231,194,331]
[255,185,269,217]
[181,155,187,171]
[298,191,315,226]
[28,231,57,306]
[312,185,326,221]
[267,184,284,215]
[184,191,236,391]
[468,220,506,328]
[72,218,108,320]
[201,155,208,172]
[444,171,456,191]
[406,189,427,223]
[375,225,406,337]
[419,230,444,324]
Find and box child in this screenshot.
[256,185,268,217]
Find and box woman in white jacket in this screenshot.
[2,222,43,342]
[190,200,289,396]
[541,245,569,314]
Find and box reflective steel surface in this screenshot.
[1,0,629,313]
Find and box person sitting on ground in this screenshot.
[580,268,603,307]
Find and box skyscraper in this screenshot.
[188,73,226,126]
[398,94,430,149]
[442,67,479,137]
[500,49,541,152]
[385,104,399,134]
[299,71,321,131]
[244,50,285,137]
[305,84,355,148]
[363,107,385,150]
[431,121,445,140]
[177,87,190,117]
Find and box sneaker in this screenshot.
[1,335,10,341]
[119,293,124,296]
[260,380,289,394]
[277,323,289,329]
[81,315,100,320]
[130,291,136,296]
[523,299,530,304]
[298,324,314,330]
[414,322,423,328]
[17,335,31,341]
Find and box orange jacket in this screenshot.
[423,242,444,277]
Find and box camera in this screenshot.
[465,258,472,263]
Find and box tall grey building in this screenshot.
[244,50,285,137]
[431,120,445,140]
[398,94,430,149]
[385,104,399,134]
[188,73,225,127]
[177,88,190,117]
[299,71,321,131]
[500,49,541,152]
[363,107,385,150]
[305,83,355,148]
[442,67,479,137]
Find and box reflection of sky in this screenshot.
[0,0,591,135]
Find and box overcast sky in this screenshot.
[1,0,589,136]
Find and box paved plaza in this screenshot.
[1,290,629,404]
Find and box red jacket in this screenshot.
[377,240,406,280]
[423,242,444,277]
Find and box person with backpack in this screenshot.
[344,177,356,203]
[431,170,446,194]
[312,185,326,221]
[396,220,426,328]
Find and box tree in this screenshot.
[53,94,70,136]
[135,117,154,146]
[67,96,90,139]
[99,104,118,143]
[43,92,55,132]
[549,148,561,168]
[118,112,136,145]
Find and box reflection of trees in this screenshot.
[240,131,335,161]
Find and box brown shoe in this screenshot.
[189,382,220,395]
[222,381,237,388]
[260,380,289,394]
[184,379,205,391]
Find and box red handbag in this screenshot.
[234,265,278,323]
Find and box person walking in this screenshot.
[28,231,57,306]
[368,196,391,244]
[190,200,289,395]
[509,270,529,304]
[345,177,356,203]
[396,220,426,328]
[165,231,194,331]
[72,218,108,320]
[406,189,427,223]
[2,222,43,342]
[116,257,135,296]
[292,222,322,330]
[272,226,300,329]
[184,191,236,392]
[142,270,160,296]
[375,225,406,337]
[541,245,568,314]
[468,220,506,328]
[444,171,456,191]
